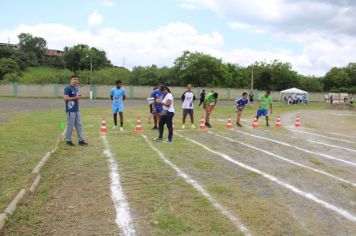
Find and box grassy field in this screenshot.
[1,99,355,235]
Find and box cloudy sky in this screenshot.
[1,0,355,76]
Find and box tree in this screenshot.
[323,67,351,91]
[63,44,111,72]
[0,47,13,58]
[0,58,21,79]
[173,51,232,87]
[18,33,47,64]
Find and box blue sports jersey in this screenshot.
[64,85,79,112]
[151,89,164,111]
[236,98,249,107]
[110,87,125,107]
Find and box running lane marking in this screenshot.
[141,134,250,236]
[300,127,356,139]
[208,131,356,187]
[233,130,356,168]
[307,140,356,154]
[286,128,355,144]
[175,133,356,222]
[101,135,136,236]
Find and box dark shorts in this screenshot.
[183,109,194,116]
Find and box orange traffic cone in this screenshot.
[226,116,233,129]
[100,117,107,134]
[295,115,301,128]
[276,116,281,128]
[199,116,206,131]
[135,117,142,132]
[252,117,258,128]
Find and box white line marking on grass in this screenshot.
[141,134,251,236]
[234,130,356,168]
[300,127,356,139]
[307,140,356,154]
[208,131,356,187]
[286,128,355,144]
[175,133,356,222]
[101,135,136,236]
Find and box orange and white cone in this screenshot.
[199,116,206,131]
[252,117,259,128]
[226,116,233,129]
[295,115,301,128]
[276,116,281,128]
[100,117,107,135]
[135,117,142,132]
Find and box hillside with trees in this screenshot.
[0,33,355,93]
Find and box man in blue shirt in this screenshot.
[235,92,249,127]
[64,75,88,146]
[151,83,164,130]
[110,80,126,131]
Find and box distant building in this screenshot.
[0,43,64,57]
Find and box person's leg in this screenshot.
[189,110,194,124]
[113,113,117,126]
[182,110,187,125]
[153,114,158,128]
[167,113,174,141]
[65,112,75,143]
[237,111,242,125]
[119,112,124,127]
[158,115,166,139]
[74,112,85,142]
[266,116,269,126]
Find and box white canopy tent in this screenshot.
[279,87,308,101]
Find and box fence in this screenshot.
[0,83,351,102]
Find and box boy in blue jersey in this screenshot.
[64,75,88,146]
[151,83,164,130]
[110,80,126,131]
[235,92,249,127]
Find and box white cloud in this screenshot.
[88,10,103,27]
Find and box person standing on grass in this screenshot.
[199,89,205,107]
[181,84,196,129]
[256,90,273,126]
[64,75,88,146]
[154,86,175,143]
[204,92,218,128]
[110,80,126,131]
[236,92,249,127]
[151,83,164,130]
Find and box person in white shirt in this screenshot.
[154,86,175,143]
[181,84,196,129]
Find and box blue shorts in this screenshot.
[113,104,124,113]
[257,109,268,117]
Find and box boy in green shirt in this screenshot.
[256,91,273,126]
[204,92,218,128]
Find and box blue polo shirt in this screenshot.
[236,98,249,107]
[151,89,164,112]
[64,85,79,112]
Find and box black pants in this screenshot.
[159,112,174,141]
[199,99,204,106]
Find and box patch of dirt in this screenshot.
[327,103,355,111]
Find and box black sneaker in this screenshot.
[266,123,269,127]
[66,141,75,146]
[205,123,212,128]
[236,123,242,127]
[152,126,158,130]
[78,141,89,146]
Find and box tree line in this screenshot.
[0,33,355,93]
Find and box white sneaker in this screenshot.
[112,125,118,130]
[182,124,185,129]
[191,124,196,129]
[120,127,123,132]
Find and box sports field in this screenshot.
[1,98,355,235]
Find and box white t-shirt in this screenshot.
[162,93,175,112]
[182,91,195,109]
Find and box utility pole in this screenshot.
[251,62,254,92]
[89,52,93,101]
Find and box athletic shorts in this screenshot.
[236,107,245,114]
[113,104,124,113]
[257,109,268,117]
[183,109,194,116]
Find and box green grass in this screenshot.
[1,99,349,235]
[0,110,64,211]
